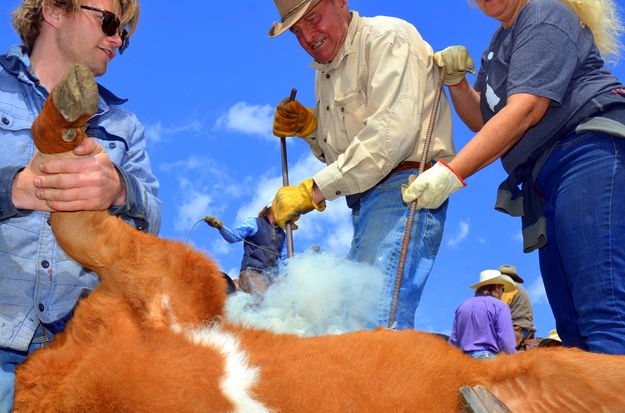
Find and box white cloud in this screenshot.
[160,156,239,233]
[527,277,548,305]
[216,102,274,140]
[145,120,203,143]
[176,191,212,232]
[446,219,470,247]
[234,154,354,255]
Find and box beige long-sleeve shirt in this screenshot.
[304,12,455,201]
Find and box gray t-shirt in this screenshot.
[509,284,536,333]
[474,0,622,178]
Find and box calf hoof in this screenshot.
[52,64,99,125]
[32,64,99,154]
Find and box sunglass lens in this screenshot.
[101,13,120,37]
[119,30,129,54]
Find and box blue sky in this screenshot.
[2,1,624,337]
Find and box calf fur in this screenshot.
[14,65,625,412]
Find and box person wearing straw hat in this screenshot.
[538,328,563,348]
[498,264,536,349]
[268,0,455,330]
[449,270,518,360]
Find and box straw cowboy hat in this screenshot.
[498,264,525,284]
[470,269,516,293]
[547,329,562,342]
[269,0,322,38]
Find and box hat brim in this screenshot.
[470,275,516,293]
[268,0,322,38]
[498,266,524,283]
[501,272,524,283]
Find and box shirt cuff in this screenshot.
[313,163,355,201]
[108,165,149,232]
[0,166,24,220]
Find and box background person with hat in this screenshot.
[449,270,518,359]
[205,204,286,295]
[499,264,536,349]
[268,0,455,329]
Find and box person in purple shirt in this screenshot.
[449,269,518,360]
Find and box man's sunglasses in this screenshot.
[80,5,129,54]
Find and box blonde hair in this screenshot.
[559,0,623,59]
[466,0,623,59]
[12,0,140,51]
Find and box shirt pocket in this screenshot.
[0,109,35,165]
[335,91,365,142]
[86,126,129,165]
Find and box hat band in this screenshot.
[280,0,310,22]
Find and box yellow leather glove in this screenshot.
[401,161,466,209]
[203,216,223,229]
[273,98,317,138]
[433,45,475,86]
[272,178,326,229]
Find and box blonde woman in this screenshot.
[403,0,625,354]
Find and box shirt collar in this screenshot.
[1,45,128,108]
[310,11,361,72]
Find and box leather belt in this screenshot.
[378,161,432,186]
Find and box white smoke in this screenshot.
[225,251,385,337]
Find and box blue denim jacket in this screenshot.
[0,46,162,351]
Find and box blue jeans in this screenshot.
[537,131,625,355]
[466,350,496,360]
[348,170,447,330]
[1,326,53,413]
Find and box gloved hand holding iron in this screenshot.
[433,45,475,86]
[203,216,223,229]
[272,178,326,229]
[401,161,466,209]
[273,98,317,138]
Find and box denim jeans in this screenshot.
[348,170,447,330]
[0,325,53,413]
[537,131,625,355]
[466,350,496,360]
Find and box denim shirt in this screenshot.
[0,46,162,351]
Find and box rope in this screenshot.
[387,72,446,329]
[185,218,287,259]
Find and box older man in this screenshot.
[269,0,455,329]
[0,1,160,410]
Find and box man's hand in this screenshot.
[401,161,466,209]
[271,178,326,229]
[12,150,54,211]
[16,137,126,212]
[433,45,475,86]
[204,216,223,229]
[273,98,317,137]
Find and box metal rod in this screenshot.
[387,75,445,329]
[280,88,298,258]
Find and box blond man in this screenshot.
[0,1,160,410]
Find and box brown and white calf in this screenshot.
[14,65,625,413]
